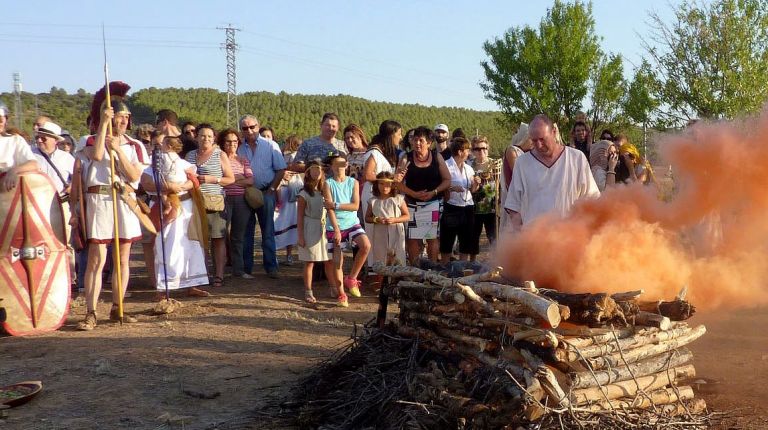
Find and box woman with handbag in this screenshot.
[185,124,234,288]
[440,137,480,264]
[218,128,254,279]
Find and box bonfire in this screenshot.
[291,262,712,430]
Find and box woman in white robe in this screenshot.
[140,136,209,296]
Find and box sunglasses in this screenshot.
[241,125,258,131]
[473,147,488,151]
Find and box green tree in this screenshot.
[623,60,660,128]
[480,0,601,126]
[644,0,768,121]
[587,53,626,136]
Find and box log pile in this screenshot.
[372,262,708,426]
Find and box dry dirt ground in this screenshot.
[1,250,767,429]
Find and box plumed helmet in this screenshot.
[89,81,132,132]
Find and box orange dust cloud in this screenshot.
[497,111,768,310]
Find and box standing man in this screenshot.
[77,83,148,330]
[505,114,599,228]
[33,121,76,286]
[290,113,347,172]
[237,114,286,279]
[434,123,451,160]
[0,102,39,191]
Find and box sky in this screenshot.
[0,0,680,111]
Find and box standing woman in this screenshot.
[468,136,497,261]
[219,128,254,279]
[361,121,401,260]
[185,124,234,287]
[140,135,209,296]
[440,137,480,264]
[275,135,302,265]
[343,123,369,181]
[395,126,451,265]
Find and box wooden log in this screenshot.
[570,347,694,389]
[538,290,626,325]
[585,325,706,370]
[554,324,638,349]
[611,290,644,301]
[397,281,466,304]
[570,364,696,404]
[455,266,504,285]
[585,385,694,411]
[520,349,570,408]
[401,311,497,350]
[566,324,694,360]
[633,310,671,330]
[470,282,561,328]
[660,398,707,417]
[637,299,696,321]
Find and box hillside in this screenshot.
[1,88,512,155]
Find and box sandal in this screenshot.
[211,276,223,288]
[304,289,317,304]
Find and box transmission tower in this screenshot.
[218,25,241,127]
[12,72,23,127]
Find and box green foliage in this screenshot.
[480,0,602,126]
[644,0,768,121]
[1,88,513,156]
[587,53,626,135]
[623,60,660,127]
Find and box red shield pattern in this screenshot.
[0,172,70,335]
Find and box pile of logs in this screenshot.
[372,262,706,423]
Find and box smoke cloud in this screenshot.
[498,112,768,310]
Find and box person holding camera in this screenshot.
[468,136,497,261]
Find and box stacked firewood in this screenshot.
[372,262,707,424]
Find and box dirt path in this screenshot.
[1,258,766,429]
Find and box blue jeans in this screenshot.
[243,191,278,274]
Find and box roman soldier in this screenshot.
[77,82,150,330]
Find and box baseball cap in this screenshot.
[434,123,449,133]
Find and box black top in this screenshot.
[404,150,442,204]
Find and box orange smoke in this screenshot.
[498,111,768,310]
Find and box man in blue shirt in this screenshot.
[290,113,347,172]
[237,114,286,278]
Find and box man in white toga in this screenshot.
[504,114,599,228]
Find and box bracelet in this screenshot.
[606,171,616,175]
[334,202,340,210]
[433,189,439,196]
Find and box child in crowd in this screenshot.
[365,171,409,266]
[297,159,337,304]
[323,153,371,305]
[275,134,303,265]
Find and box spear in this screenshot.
[151,146,171,300]
[102,24,124,324]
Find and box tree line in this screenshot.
[1,88,515,156]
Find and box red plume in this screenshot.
[89,81,131,133]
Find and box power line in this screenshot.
[217,25,241,127]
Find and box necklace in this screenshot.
[414,151,430,163]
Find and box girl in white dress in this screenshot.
[364,171,409,266]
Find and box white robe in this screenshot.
[144,153,208,290]
[504,146,599,226]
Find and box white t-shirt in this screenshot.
[445,156,475,207]
[504,146,599,225]
[0,134,36,172]
[34,147,75,193]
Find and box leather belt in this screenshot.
[86,184,135,195]
[149,193,191,202]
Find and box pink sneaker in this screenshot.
[344,276,361,298]
[337,293,349,308]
